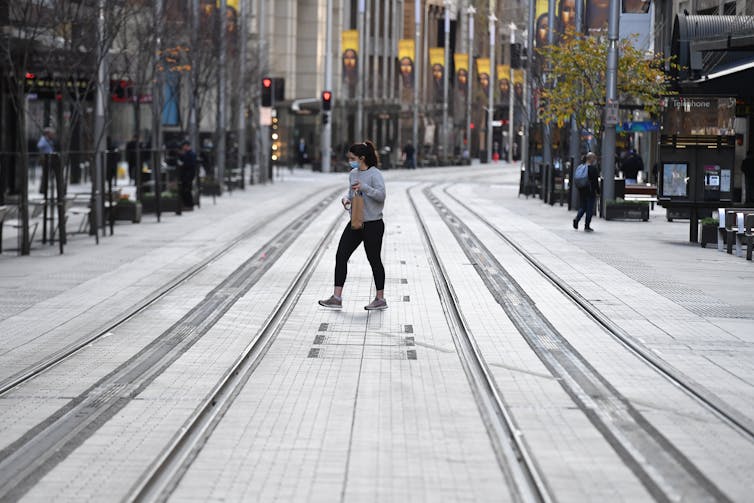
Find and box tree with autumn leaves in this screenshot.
[536,27,677,139]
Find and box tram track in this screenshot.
[441,184,754,441]
[407,186,552,503]
[0,185,341,398]
[0,189,342,501]
[125,210,344,502]
[422,184,737,502]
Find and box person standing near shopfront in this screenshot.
[36,127,55,194]
[402,141,415,169]
[621,149,644,185]
[178,140,197,210]
[742,149,754,203]
[319,141,387,311]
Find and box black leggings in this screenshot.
[334,219,385,290]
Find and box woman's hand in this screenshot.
[342,197,351,210]
[351,181,361,192]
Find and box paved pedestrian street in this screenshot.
[1,164,752,502]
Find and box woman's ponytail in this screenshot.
[348,140,380,167]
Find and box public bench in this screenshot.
[0,202,44,253]
[720,208,754,257]
[624,184,658,210]
[745,214,754,261]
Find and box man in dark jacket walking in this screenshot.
[573,152,600,232]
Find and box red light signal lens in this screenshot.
[25,72,36,79]
[322,91,331,101]
[262,78,272,88]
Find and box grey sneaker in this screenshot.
[364,297,388,311]
[318,296,342,309]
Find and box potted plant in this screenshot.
[699,217,719,248]
[112,196,142,223]
[605,199,650,221]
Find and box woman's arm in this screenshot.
[358,171,386,202]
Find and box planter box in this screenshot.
[111,202,142,223]
[605,203,649,221]
[141,196,180,214]
[699,223,718,248]
[201,184,221,196]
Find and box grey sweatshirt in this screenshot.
[347,166,386,222]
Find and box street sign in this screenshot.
[605,99,619,126]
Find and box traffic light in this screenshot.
[321,90,332,111]
[510,43,522,69]
[261,77,272,107]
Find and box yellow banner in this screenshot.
[513,69,524,85]
[217,0,239,10]
[497,64,510,81]
[398,39,414,61]
[536,0,548,17]
[429,47,445,68]
[454,53,468,73]
[476,58,490,78]
[342,30,359,52]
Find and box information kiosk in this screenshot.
[658,97,737,242]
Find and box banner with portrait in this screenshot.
[398,39,415,90]
[497,64,510,102]
[454,53,469,91]
[476,58,490,94]
[429,47,445,101]
[341,30,359,97]
[513,69,524,100]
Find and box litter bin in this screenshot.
[379,146,392,170]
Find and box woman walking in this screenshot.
[319,141,387,310]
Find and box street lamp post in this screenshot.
[508,23,515,163]
[487,1,496,164]
[216,0,227,188]
[237,0,248,187]
[570,0,584,210]
[466,4,475,161]
[442,1,450,163]
[601,0,621,207]
[322,0,333,173]
[356,0,365,141]
[412,0,420,160]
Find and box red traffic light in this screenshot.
[262,77,272,88]
[322,90,332,111]
[25,72,36,79]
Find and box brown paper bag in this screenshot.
[351,193,364,230]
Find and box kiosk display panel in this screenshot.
[661,162,689,198]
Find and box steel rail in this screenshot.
[0,190,342,501]
[442,185,754,442]
[407,185,552,503]
[126,210,344,502]
[0,185,341,398]
[427,185,736,502]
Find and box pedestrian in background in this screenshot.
[126,134,140,184]
[178,140,197,210]
[36,127,55,194]
[621,149,644,185]
[573,151,599,232]
[319,140,387,311]
[742,149,754,203]
[402,141,415,169]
